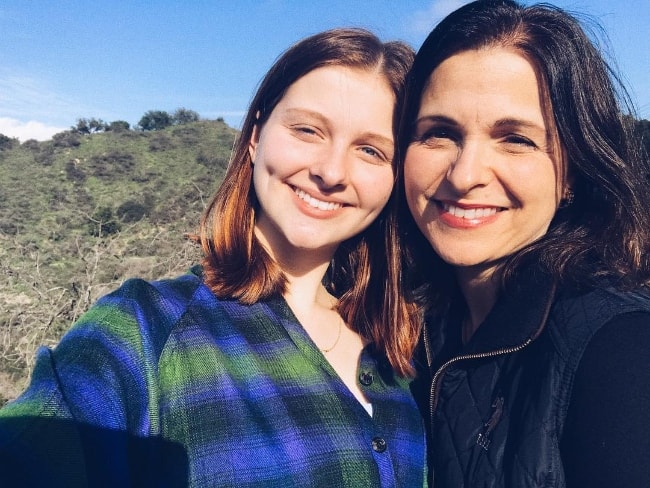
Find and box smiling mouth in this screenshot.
[294,187,343,211]
[441,201,502,219]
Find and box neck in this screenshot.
[283,272,336,319]
[456,266,500,343]
[253,227,336,313]
[254,229,370,404]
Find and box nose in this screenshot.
[445,141,492,194]
[310,146,349,189]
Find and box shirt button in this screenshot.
[372,437,387,453]
[359,371,374,386]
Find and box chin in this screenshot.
[434,250,490,270]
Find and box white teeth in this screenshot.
[443,202,498,219]
[295,188,342,211]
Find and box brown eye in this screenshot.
[505,134,536,147]
[415,125,458,143]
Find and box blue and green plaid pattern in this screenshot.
[0,269,426,487]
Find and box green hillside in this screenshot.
[0,120,238,403]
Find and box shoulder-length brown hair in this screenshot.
[199,28,419,376]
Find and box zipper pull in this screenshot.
[476,395,504,450]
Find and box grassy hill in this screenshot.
[0,120,238,403]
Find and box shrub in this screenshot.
[65,160,86,183]
[172,108,200,125]
[0,134,18,151]
[87,207,121,236]
[108,120,131,132]
[21,139,40,151]
[89,151,135,178]
[34,146,55,166]
[172,126,199,145]
[52,131,81,148]
[148,133,174,152]
[0,219,20,235]
[196,150,229,169]
[116,200,149,223]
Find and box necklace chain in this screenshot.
[320,317,343,353]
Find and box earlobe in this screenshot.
[559,187,575,208]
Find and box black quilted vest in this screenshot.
[413,268,650,487]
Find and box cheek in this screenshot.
[254,128,306,179]
[251,147,281,197]
[539,187,561,224]
[511,160,562,210]
[403,147,441,204]
[359,167,395,208]
[403,150,420,189]
[251,162,265,202]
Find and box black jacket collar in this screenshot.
[425,263,557,367]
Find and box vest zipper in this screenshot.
[428,338,535,419]
[426,281,557,423]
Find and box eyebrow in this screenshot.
[283,107,326,121]
[413,114,457,127]
[359,132,394,151]
[414,114,546,134]
[284,108,394,149]
[492,117,547,134]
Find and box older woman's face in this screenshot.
[404,47,565,278]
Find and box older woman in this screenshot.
[401,1,650,486]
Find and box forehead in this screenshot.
[426,48,540,99]
[422,49,557,126]
[419,47,566,164]
[284,65,390,98]
[272,65,396,122]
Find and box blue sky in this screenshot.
[1,0,648,141]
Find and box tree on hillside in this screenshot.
[73,118,108,135]
[172,108,200,125]
[138,110,172,131]
[0,134,18,151]
[107,120,130,132]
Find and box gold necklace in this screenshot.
[320,316,343,353]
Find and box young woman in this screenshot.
[400,1,650,486]
[0,29,425,487]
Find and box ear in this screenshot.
[248,111,261,163]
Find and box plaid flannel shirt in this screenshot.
[0,268,426,487]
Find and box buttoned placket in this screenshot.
[357,351,400,488]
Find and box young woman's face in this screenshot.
[249,65,395,260]
[404,48,564,278]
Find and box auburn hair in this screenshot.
[199,28,419,376]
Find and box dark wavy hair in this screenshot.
[399,0,650,302]
[199,28,419,375]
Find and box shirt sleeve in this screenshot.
[561,311,650,487]
[0,277,187,487]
